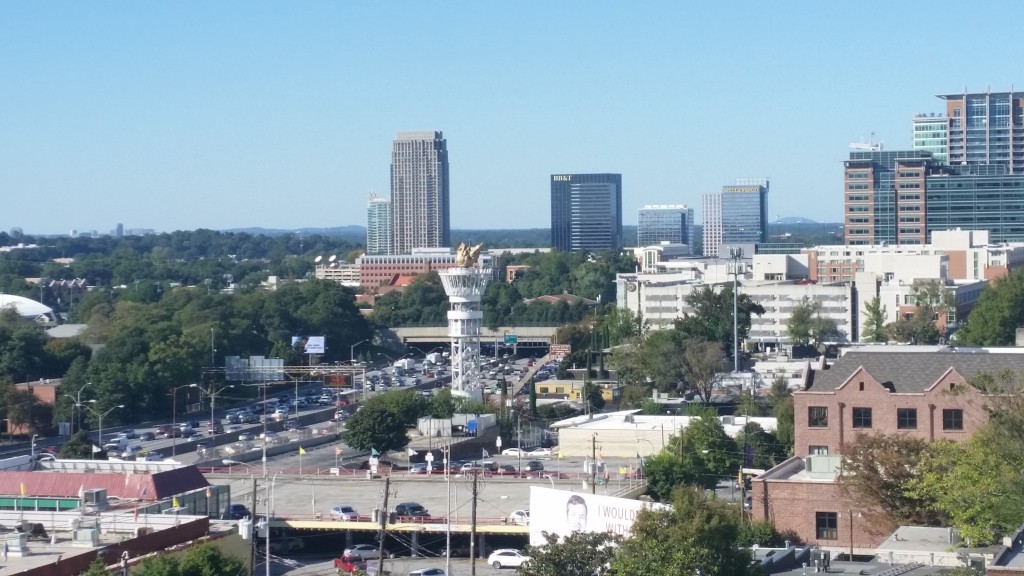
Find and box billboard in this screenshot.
[549,344,571,357]
[291,336,326,354]
[528,486,667,546]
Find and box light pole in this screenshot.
[206,382,235,448]
[172,383,199,457]
[84,402,123,459]
[63,382,90,435]
[31,434,38,460]
[729,247,744,373]
[350,339,369,364]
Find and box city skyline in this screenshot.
[2,3,1022,234]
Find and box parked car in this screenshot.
[487,549,531,569]
[501,448,525,457]
[509,509,530,525]
[408,569,445,576]
[393,502,429,518]
[329,504,359,521]
[528,447,552,457]
[138,432,156,441]
[343,544,391,560]
[408,463,428,474]
[524,460,544,472]
[224,503,251,520]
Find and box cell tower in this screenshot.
[437,244,490,394]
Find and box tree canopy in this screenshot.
[674,284,764,358]
[957,268,1024,346]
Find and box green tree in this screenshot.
[80,557,112,576]
[785,297,843,347]
[735,422,788,470]
[606,337,649,389]
[862,296,888,343]
[132,542,247,576]
[666,413,740,490]
[772,396,795,456]
[680,339,725,405]
[60,430,106,460]
[643,330,687,393]
[643,452,692,502]
[886,280,952,345]
[674,285,764,358]
[342,403,411,455]
[840,433,939,532]
[610,486,753,576]
[517,530,619,576]
[957,268,1024,345]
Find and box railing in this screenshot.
[273,512,521,526]
[201,466,646,485]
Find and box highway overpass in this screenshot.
[393,326,559,345]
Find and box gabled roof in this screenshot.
[808,350,1024,393]
[0,467,209,501]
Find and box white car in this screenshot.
[509,509,530,526]
[528,447,552,457]
[487,549,531,569]
[344,543,392,560]
[408,569,445,576]
[330,505,359,521]
[501,448,524,457]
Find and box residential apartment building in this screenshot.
[701,193,722,257]
[391,131,450,254]
[550,173,623,251]
[753,348,1024,550]
[366,193,392,255]
[637,204,694,248]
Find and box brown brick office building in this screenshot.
[753,349,1024,550]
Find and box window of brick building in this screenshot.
[808,407,828,428]
[809,446,828,455]
[897,408,917,430]
[816,512,838,540]
[943,409,964,431]
[852,407,872,429]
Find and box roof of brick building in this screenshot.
[807,349,1024,393]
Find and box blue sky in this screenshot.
[2,2,1022,235]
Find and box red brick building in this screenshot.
[753,349,1024,550]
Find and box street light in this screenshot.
[205,382,235,448]
[350,339,370,364]
[84,402,124,459]
[171,383,199,457]
[31,434,39,460]
[63,382,90,435]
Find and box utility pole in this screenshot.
[470,469,479,576]
[377,476,391,576]
[591,434,598,495]
[250,477,257,572]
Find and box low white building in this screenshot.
[551,410,777,458]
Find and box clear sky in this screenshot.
[2,2,1022,235]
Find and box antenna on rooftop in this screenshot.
[850,132,883,151]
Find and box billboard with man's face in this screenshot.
[528,486,668,546]
[291,336,326,354]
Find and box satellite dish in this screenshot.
[314,255,323,263]
[330,262,338,268]
[329,255,337,262]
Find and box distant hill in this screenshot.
[222,225,366,238]
[776,216,819,225]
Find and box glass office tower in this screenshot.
[551,173,622,251]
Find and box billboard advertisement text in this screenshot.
[528,486,667,546]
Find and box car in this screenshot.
[500,448,524,457]
[528,447,552,457]
[494,464,518,476]
[408,463,428,474]
[333,553,367,574]
[208,423,224,435]
[509,509,530,525]
[118,428,136,439]
[242,413,261,424]
[318,394,334,405]
[236,431,254,441]
[343,544,393,560]
[225,424,242,433]
[272,407,289,418]
[224,412,242,424]
[393,502,429,518]
[285,420,302,432]
[329,504,359,521]
[143,451,164,462]
[408,569,445,576]
[334,410,348,421]
[524,460,544,472]
[487,549,531,569]
[224,503,251,520]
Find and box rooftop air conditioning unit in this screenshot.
[82,488,109,511]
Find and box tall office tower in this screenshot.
[115,223,124,238]
[721,179,769,245]
[366,193,392,255]
[390,131,450,254]
[843,150,934,246]
[638,205,693,247]
[702,193,722,257]
[550,173,623,251]
[912,90,1024,173]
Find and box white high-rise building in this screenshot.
[702,193,722,257]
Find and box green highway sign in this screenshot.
[503,333,518,345]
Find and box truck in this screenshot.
[394,358,415,371]
[425,352,443,366]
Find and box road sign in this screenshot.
[496,436,503,449]
[504,333,518,345]
[550,344,572,357]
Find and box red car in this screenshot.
[333,553,367,574]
